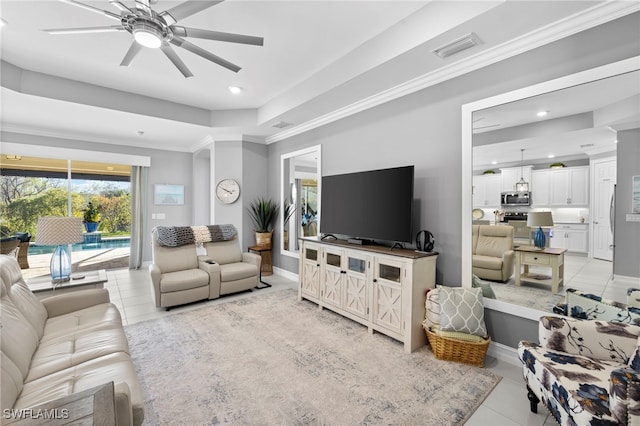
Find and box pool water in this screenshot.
[28,238,131,255]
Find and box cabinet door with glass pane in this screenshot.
[321,247,343,308]
[343,251,370,320]
[301,243,320,298]
[372,258,404,334]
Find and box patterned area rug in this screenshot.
[125,289,500,425]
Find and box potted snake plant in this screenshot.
[247,197,280,246]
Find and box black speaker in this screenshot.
[416,230,435,252]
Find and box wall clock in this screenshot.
[216,179,240,204]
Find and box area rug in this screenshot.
[125,289,501,425]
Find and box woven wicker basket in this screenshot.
[425,328,490,367]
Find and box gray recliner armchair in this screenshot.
[472,224,514,282]
[149,228,218,308]
[202,238,260,296]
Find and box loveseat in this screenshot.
[518,316,640,425]
[149,224,260,308]
[0,255,144,425]
[472,224,514,282]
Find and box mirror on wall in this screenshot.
[462,57,640,319]
[280,145,321,258]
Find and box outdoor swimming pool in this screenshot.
[28,237,131,255]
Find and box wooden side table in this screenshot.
[249,245,272,289]
[514,245,567,293]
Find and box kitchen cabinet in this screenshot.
[473,174,501,207]
[550,223,588,253]
[500,166,532,192]
[531,170,551,206]
[299,238,437,353]
[549,166,589,206]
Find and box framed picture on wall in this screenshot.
[633,175,640,213]
[154,184,185,205]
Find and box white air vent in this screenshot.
[271,121,292,129]
[433,32,482,59]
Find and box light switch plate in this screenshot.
[626,214,640,223]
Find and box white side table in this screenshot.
[27,269,108,299]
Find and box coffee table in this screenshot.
[514,246,567,293]
[27,269,108,299]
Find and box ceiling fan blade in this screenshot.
[134,0,152,16]
[173,27,263,46]
[108,0,133,13]
[160,44,193,78]
[59,0,121,21]
[120,42,143,66]
[159,0,223,26]
[171,36,241,73]
[44,25,126,35]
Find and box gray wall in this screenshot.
[241,141,268,250]
[615,128,640,278]
[267,12,640,346]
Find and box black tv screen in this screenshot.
[320,165,414,243]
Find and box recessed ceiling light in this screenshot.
[536,111,548,117]
[0,18,7,27]
[547,154,555,159]
[491,161,497,165]
[228,86,243,94]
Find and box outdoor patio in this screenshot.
[21,247,130,279]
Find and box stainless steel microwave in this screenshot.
[501,191,531,206]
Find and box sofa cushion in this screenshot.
[160,269,209,292]
[42,303,123,342]
[220,262,258,282]
[8,281,47,339]
[26,327,130,382]
[15,352,144,426]
[204,239,243,265]
[152,237,198,273]
[476,226,513,258]
[472,255,503,270]
[438,286,487,337]
[0,292,40,380]
[1,351,24,411]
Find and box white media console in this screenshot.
[298,237,438,353]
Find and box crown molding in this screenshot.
[1,124,194,153]
[266,1,640,144]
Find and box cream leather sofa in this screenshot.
[0,255,144,426]
[149,228,260,308]
[472,224,515,282]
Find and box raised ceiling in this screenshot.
[1,1,637,152]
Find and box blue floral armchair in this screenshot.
[518,316,640,425]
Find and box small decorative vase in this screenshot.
[84,222,99,233]
[533,227,546,249]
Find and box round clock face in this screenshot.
[216,179,240,204]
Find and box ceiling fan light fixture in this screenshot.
[133,22,163,48]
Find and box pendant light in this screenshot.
[515,148,529,192]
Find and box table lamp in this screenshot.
[527,211,554,249]
[35,217,84,283]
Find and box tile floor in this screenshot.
[102,267,550,425]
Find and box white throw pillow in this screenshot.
[438,286,487,338]
[423,287,440,328]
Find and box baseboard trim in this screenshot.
[273,266,298,282]
[487,341,521,367]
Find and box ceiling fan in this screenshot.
[44,0,264,78]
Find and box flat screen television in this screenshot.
[320,165,414,243]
